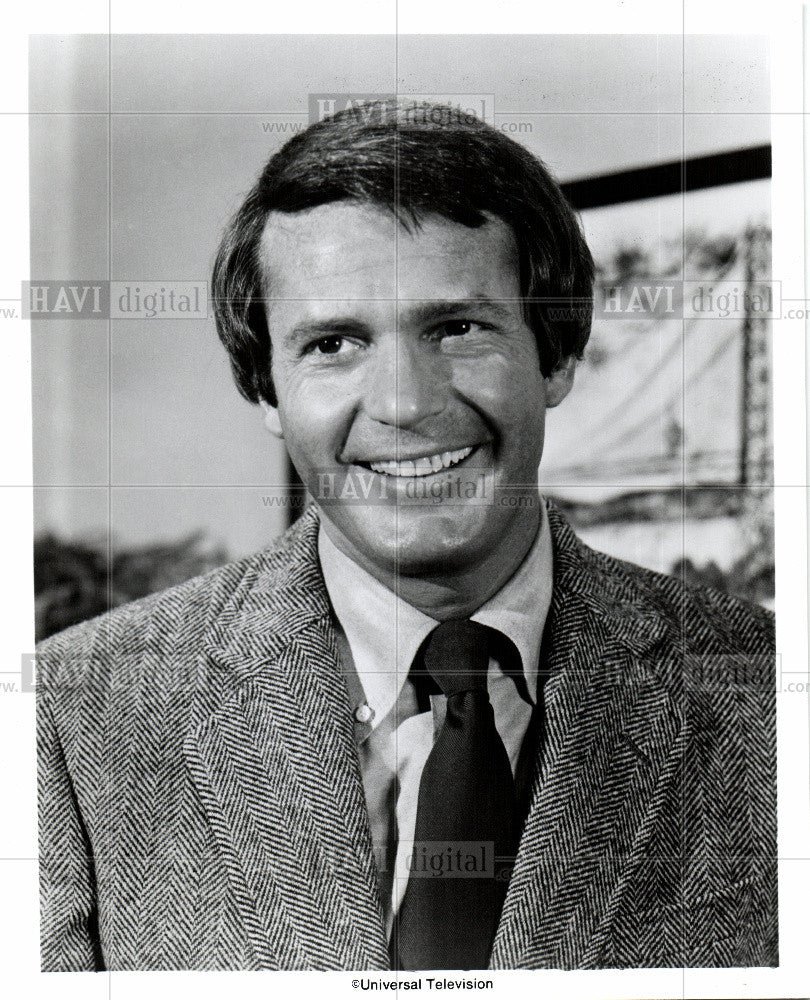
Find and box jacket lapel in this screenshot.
[182,508,388,970]
[491,504,688,969]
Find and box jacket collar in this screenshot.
[199,505,330,683]
[199,498,668,679]
[545,500,670,656]
[186,500,685,970]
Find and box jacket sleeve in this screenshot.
[38,687,105,971]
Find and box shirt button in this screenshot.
[355,703,374,724]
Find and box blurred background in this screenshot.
[29,34,772,640]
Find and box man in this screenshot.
[38,101,777,971]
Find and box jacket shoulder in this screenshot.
[35,512,317,687]
[544,496,774,660]
[586,543,774,655]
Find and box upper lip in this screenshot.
[347,444,481,464]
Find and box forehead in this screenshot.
[257,201,521,305]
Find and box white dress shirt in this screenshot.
[317,502,553,933]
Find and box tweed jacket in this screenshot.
[37,501,778,971]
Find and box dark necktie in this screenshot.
[391,619,519,971]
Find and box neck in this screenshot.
[321,508,541,620]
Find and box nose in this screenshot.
[361,334,448,428]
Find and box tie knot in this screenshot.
[421,619,495,697]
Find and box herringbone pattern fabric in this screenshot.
[37,500,777,970]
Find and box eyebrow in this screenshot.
[401,297,518,326]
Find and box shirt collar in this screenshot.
[317,499,553,731]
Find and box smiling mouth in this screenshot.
[357,445,476,478]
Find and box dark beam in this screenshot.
[561,145,771,210]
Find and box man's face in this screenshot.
[259,201,574,582]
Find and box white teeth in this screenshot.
[368,445,474,477]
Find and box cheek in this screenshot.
[455,356,546,441]
[276,375,355,465]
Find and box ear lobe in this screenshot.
[544,355,577,408]
[259,400,284,438]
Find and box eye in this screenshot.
[315,335,344,354]
[429,319,491,344]
[437,320,476,338]
[305,335,356,356]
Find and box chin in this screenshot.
[339,505,499,578]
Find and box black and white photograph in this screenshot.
[3,3,810,998]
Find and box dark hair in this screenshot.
[212,101,594,406]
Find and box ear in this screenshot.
[259,399,284,438]
[544,354,577,408]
